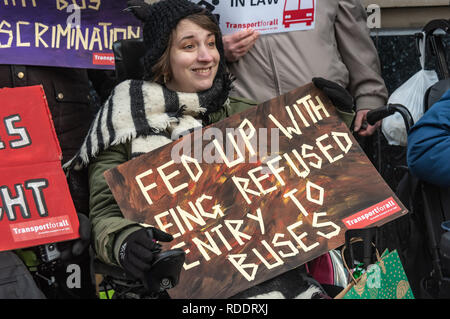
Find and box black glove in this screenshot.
[126,0,151,22]
[312,77,354,113]
[118,227,173,280]
[58,213,91,261]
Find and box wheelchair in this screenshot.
[363,19,450,298]
[93,38,186,299]
[95,19,450,299]
[94,248,185,299]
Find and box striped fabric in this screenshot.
[63,79,226,170]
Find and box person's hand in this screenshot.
[312,77,354,113]
[58,213,91,261]
[118,227,173,280]
[353,109,381,136]
[223,29,259,62]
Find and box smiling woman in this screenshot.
[64,0,259,295]
[166,17,220,93]
[151,13,221,93]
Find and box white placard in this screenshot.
[194,0,316,35]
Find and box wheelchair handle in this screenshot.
[366,103,414,132]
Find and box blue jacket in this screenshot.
[407,89,450,188]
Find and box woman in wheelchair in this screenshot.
[65,0,355,298]
[63,0,258,297]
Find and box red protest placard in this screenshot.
[0,85,79,252]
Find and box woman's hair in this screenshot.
[151,11,220,84]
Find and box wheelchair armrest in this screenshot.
[93,258,132,281]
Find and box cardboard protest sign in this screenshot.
[104,83,408,299]
[191,0,316,35]
[0,85,79,252]
[0,0,141,69]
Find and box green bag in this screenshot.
[337,249,414,299]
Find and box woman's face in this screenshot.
[166,19,220,93]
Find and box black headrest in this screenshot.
[112,38,146,82]
[424,78,450,111]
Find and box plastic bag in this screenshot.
[382,33,439,146]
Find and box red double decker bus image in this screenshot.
[282,0,315,28]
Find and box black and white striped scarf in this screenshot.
[64,78,230,170]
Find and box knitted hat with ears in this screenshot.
[132,0,226,82]
[127,0,232,114]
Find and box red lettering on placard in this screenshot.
[92,53,115,65]
[342,197,401,229]
[10,215,73,242]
